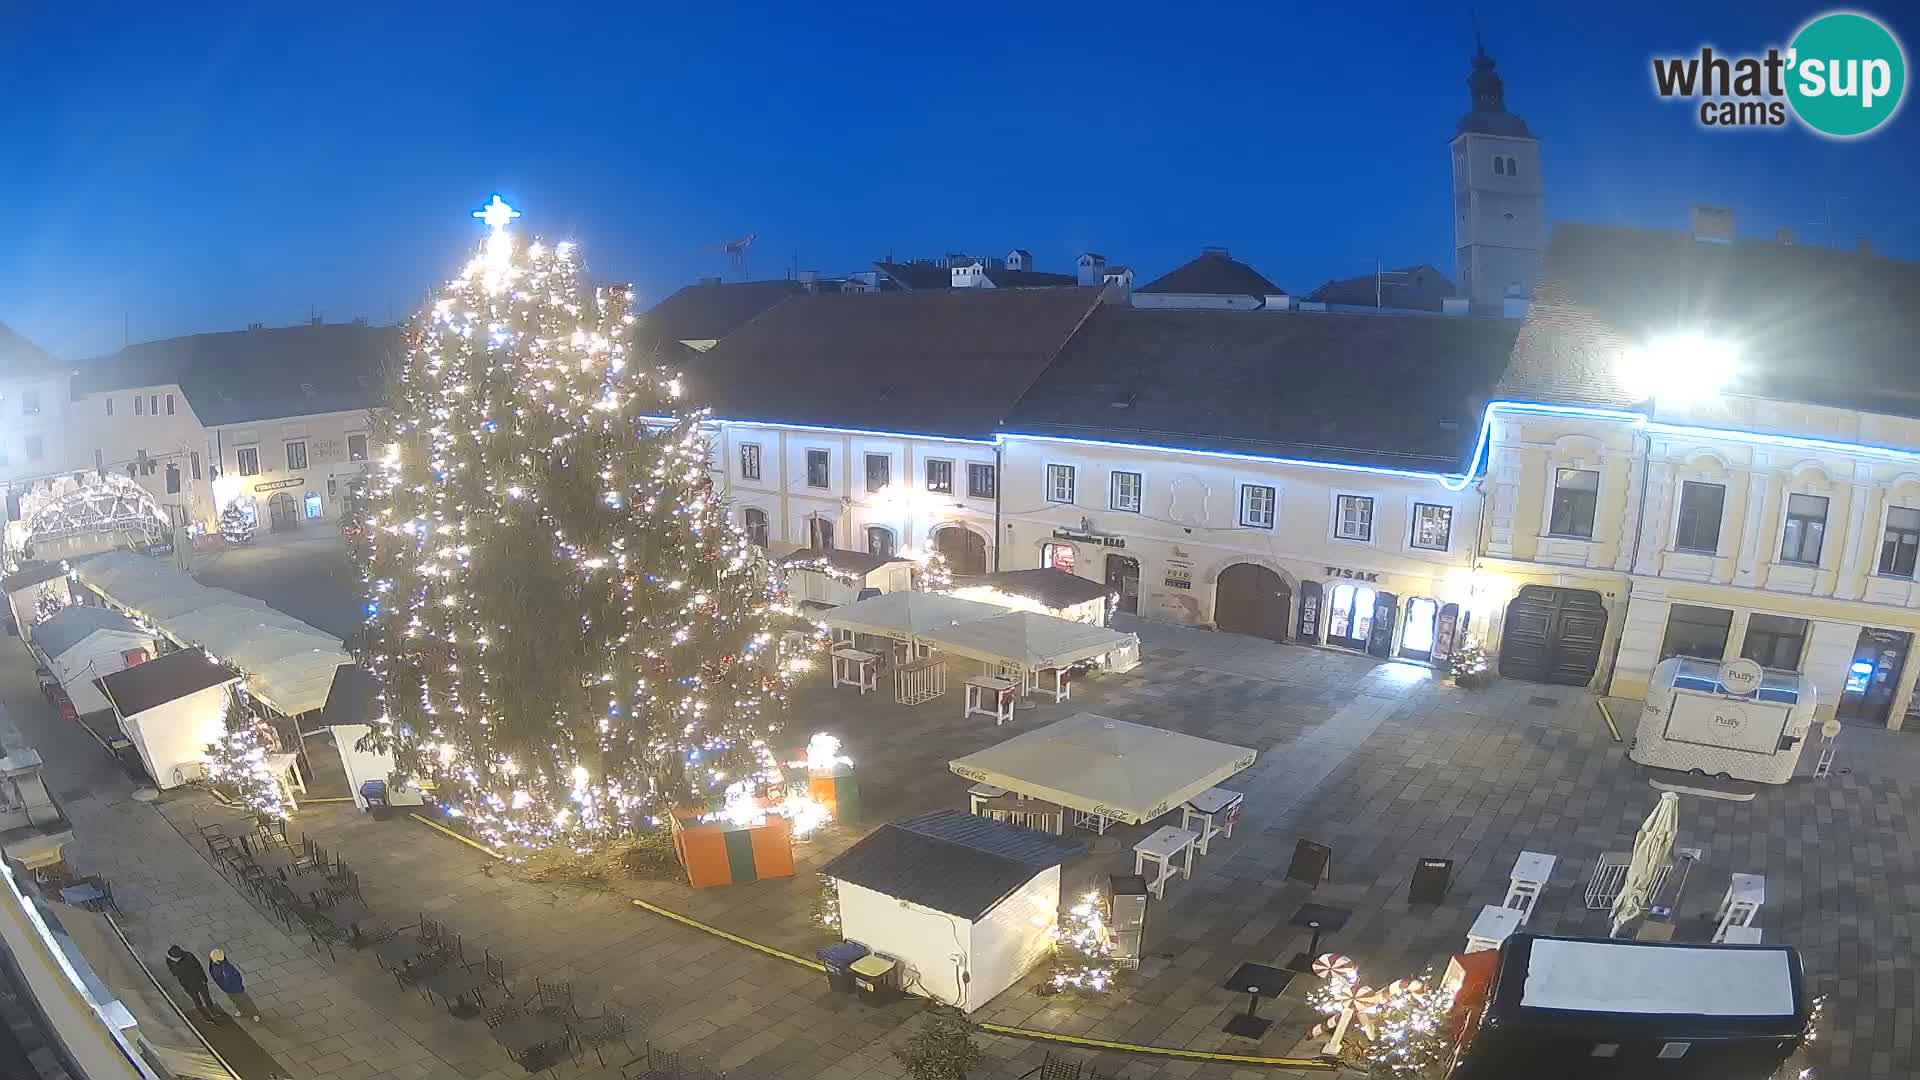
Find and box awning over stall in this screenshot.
[919,610,1134,671]
[818,591,1006,640]
[948,712,1256,825]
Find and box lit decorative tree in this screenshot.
[352,197,802,856]
[1049,890,1116,993]
[1450,635,1491,688]
[909,548,953,592]
[1309,970,1457,1079]
[220,501,256,544]
[31,586,67,625]
[204,691,287,820]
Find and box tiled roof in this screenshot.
[1309,265,1456,312]
[30,606,143,660]
[1500,224,1920,417]
[1005,305,1520,471]
[1138,250,1285,297]
[687,288,1102,440]
[821,809,1085,919]
[632,280,806,360]
[76,322,398,426]
[96,647,239,717]
[872,262,1079,290]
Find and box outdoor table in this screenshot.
[1220,962,1292,1039]
[1180,787,1244,855]
[1720,925,1764,945]
[1712,873,1765,942]
[251,849,298,878]
[59,883,104,906]
[318,899,378,943]
[1285,903,1353,972]
[830,648,878,694]
[422,966,490,1017]
[1132,825,1199,899]
[964,675,1019,725]
[1023,665,1071,704]
[966,783,1008,816]
[1503,850,1557,924]
[1465,904,1523,953]
[375,936,430,970]
[494,1014,570,1062]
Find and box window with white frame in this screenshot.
[236,447,259,476]
[1109,471,1142,513]
[1046,464,1076,504]
[1780,493,1828,565]
[105,397,114,416]
[1673,481,1725,553]
[925,458,953,495]
[1410,502,1452,551]
[1879,506,1920,578]
[742,507,769,548]
[967,462,996,499]
[166,393,176,415]
[286,440,308,471]
[865,453,890,493]
[1335,494,1374,541]
[805,449,830,489]
[347,434,369,462]
[1240,484,1275,529]
[739,442,762,481]
[1548,468,1599,538]
[867,525,896,558]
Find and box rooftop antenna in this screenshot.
[1374,258,1413,308]
[707,234,757,280]
[1470,7,1487,58]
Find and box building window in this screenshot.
[1879,507,1920,578]
[1240,484,1276,529]
[21,389,39,416]
[967,462,996,500]
[1780,493,1828,565]
[742,507,769,548]
[1674,481,1725,553]
[286,440,308,471]
[1411,502,1453,551]
[1109,471,1142,513]
[236,447,260,476]
[348,434,369,462]
[725,441,756,481]
[1046,464,1076,504]
[1742,613,1809,672]
[1660,604,1733,661]
[165,464,181,494]
[867,526,896,559]
[1041,542,1075,572]
[304,492,324,520]
[135,395,145,416]
[850,453,881,493]
[807,516,835,550]
[105,397,114,417]
[328,476,337,496]
[149,394,158,415]
[926,459,953,495]
[1494,156,1507,176]
[166,393,176,415]
[190,451,202,479]
[806,449,830,489]
[1549,468,1599,538]
[25,435,43,460]
[94,448,104,471]
[1335,494,1374,541]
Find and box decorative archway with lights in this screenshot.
[4,472,171,562]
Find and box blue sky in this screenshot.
[3,1,1916,358]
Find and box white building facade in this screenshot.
[209,408,374,532]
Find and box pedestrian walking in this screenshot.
[164,944,220,1020]
[207,949,261,1022]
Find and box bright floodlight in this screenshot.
[1621,333,1739,402]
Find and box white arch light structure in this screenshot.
[9,472,171,557]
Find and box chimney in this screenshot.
[699,276,723,285]
[1262,294,1293,312]
[309,314,324,326]
[1076,253,1108,287]
[1502,284,1530,320]
[1776,226,1795,245]
[1200,245,1231,258]
[1690,206,1735,245]
[246,322,265,331]
[1858,236,1875,257]
[1006,249,1032,272]
[1442,296,1470,317]
[796,269,819,284]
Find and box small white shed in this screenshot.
[96,647,243,789]
[822,809,1085,1012]
[777,549,914,610]
[33,606,155,716]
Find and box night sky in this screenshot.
[5,1,1916,359]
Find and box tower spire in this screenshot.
[1470,8,1487,59]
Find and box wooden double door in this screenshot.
[1214,563,1291,643]
[1498,585,1606,686]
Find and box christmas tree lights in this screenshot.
[1308,965,1459,1079]
[204,690,287,820]
[1450,635,1491,688]
[220,501,256,544]
[31,586,66,625]
[351,197,805,856]
[1049,890,1116,993]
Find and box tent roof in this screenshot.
[31,606,145,660]
[918,610,1135,670]
[951,569,1110,611]
[70,551,350,715]
[822,809,1085,920]
[948,713,1256,825]
[96,647,241,717]
[818,591,1007,639]
[1,562,69,593]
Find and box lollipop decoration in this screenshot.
[1311,952,1357,983]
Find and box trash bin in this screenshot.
[817,941,869,994]
[360,779,394,820]
[850,954,899,1006]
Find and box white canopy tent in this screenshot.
[819,591,1007,642]
[922,611,1136,673]
[949,713,1256,826]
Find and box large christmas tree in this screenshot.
[352,197,799,855]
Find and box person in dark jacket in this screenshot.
[208,949,261,1022]
[165,944,219,1019]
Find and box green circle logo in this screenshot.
[1787,11,1907,137]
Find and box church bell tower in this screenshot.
[1450,29,1544,312]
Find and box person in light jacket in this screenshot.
[164,945,219,1019]
[208,949,261,1022]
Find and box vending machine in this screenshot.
[1108,874,1148,969]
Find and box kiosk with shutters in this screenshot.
[1630,657,1817,784]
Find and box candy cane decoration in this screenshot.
[1312,952,1357,984]
[1319,978,1387,1056]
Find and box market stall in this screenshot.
[95,647,243,789]
[919,611,1141,699]
[1,561,70,640]
[778,549,913,609]
[818,590,1006,654]
[1631,657,1817,784]
[948,712,1256,833]
[821,809,1085,1012]
[945,568,1111,626]
[32,606,155,715]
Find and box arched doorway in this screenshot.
[933,526,987,576]
[268,492,300,533]
[1499,585,1606,685]
[1214,563,1290,642]
[1105,554,1140,615]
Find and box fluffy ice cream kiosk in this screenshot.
[1631,657,1816,784]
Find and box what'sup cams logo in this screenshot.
[1652,10,1906,137]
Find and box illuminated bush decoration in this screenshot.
[351,197,802,856]
[1309,969,1458,1079]
[220,501,256,544]
[1450,635,1491,688]
[32,587,67,625]
[1049,890,1116,993]
[204,691,286,820]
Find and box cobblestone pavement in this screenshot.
[21,609,1918,1078]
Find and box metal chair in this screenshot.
[484,949,516,998]
[535,977,577,1022]
[85,878,119,916]
[572,1009,634,1067]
